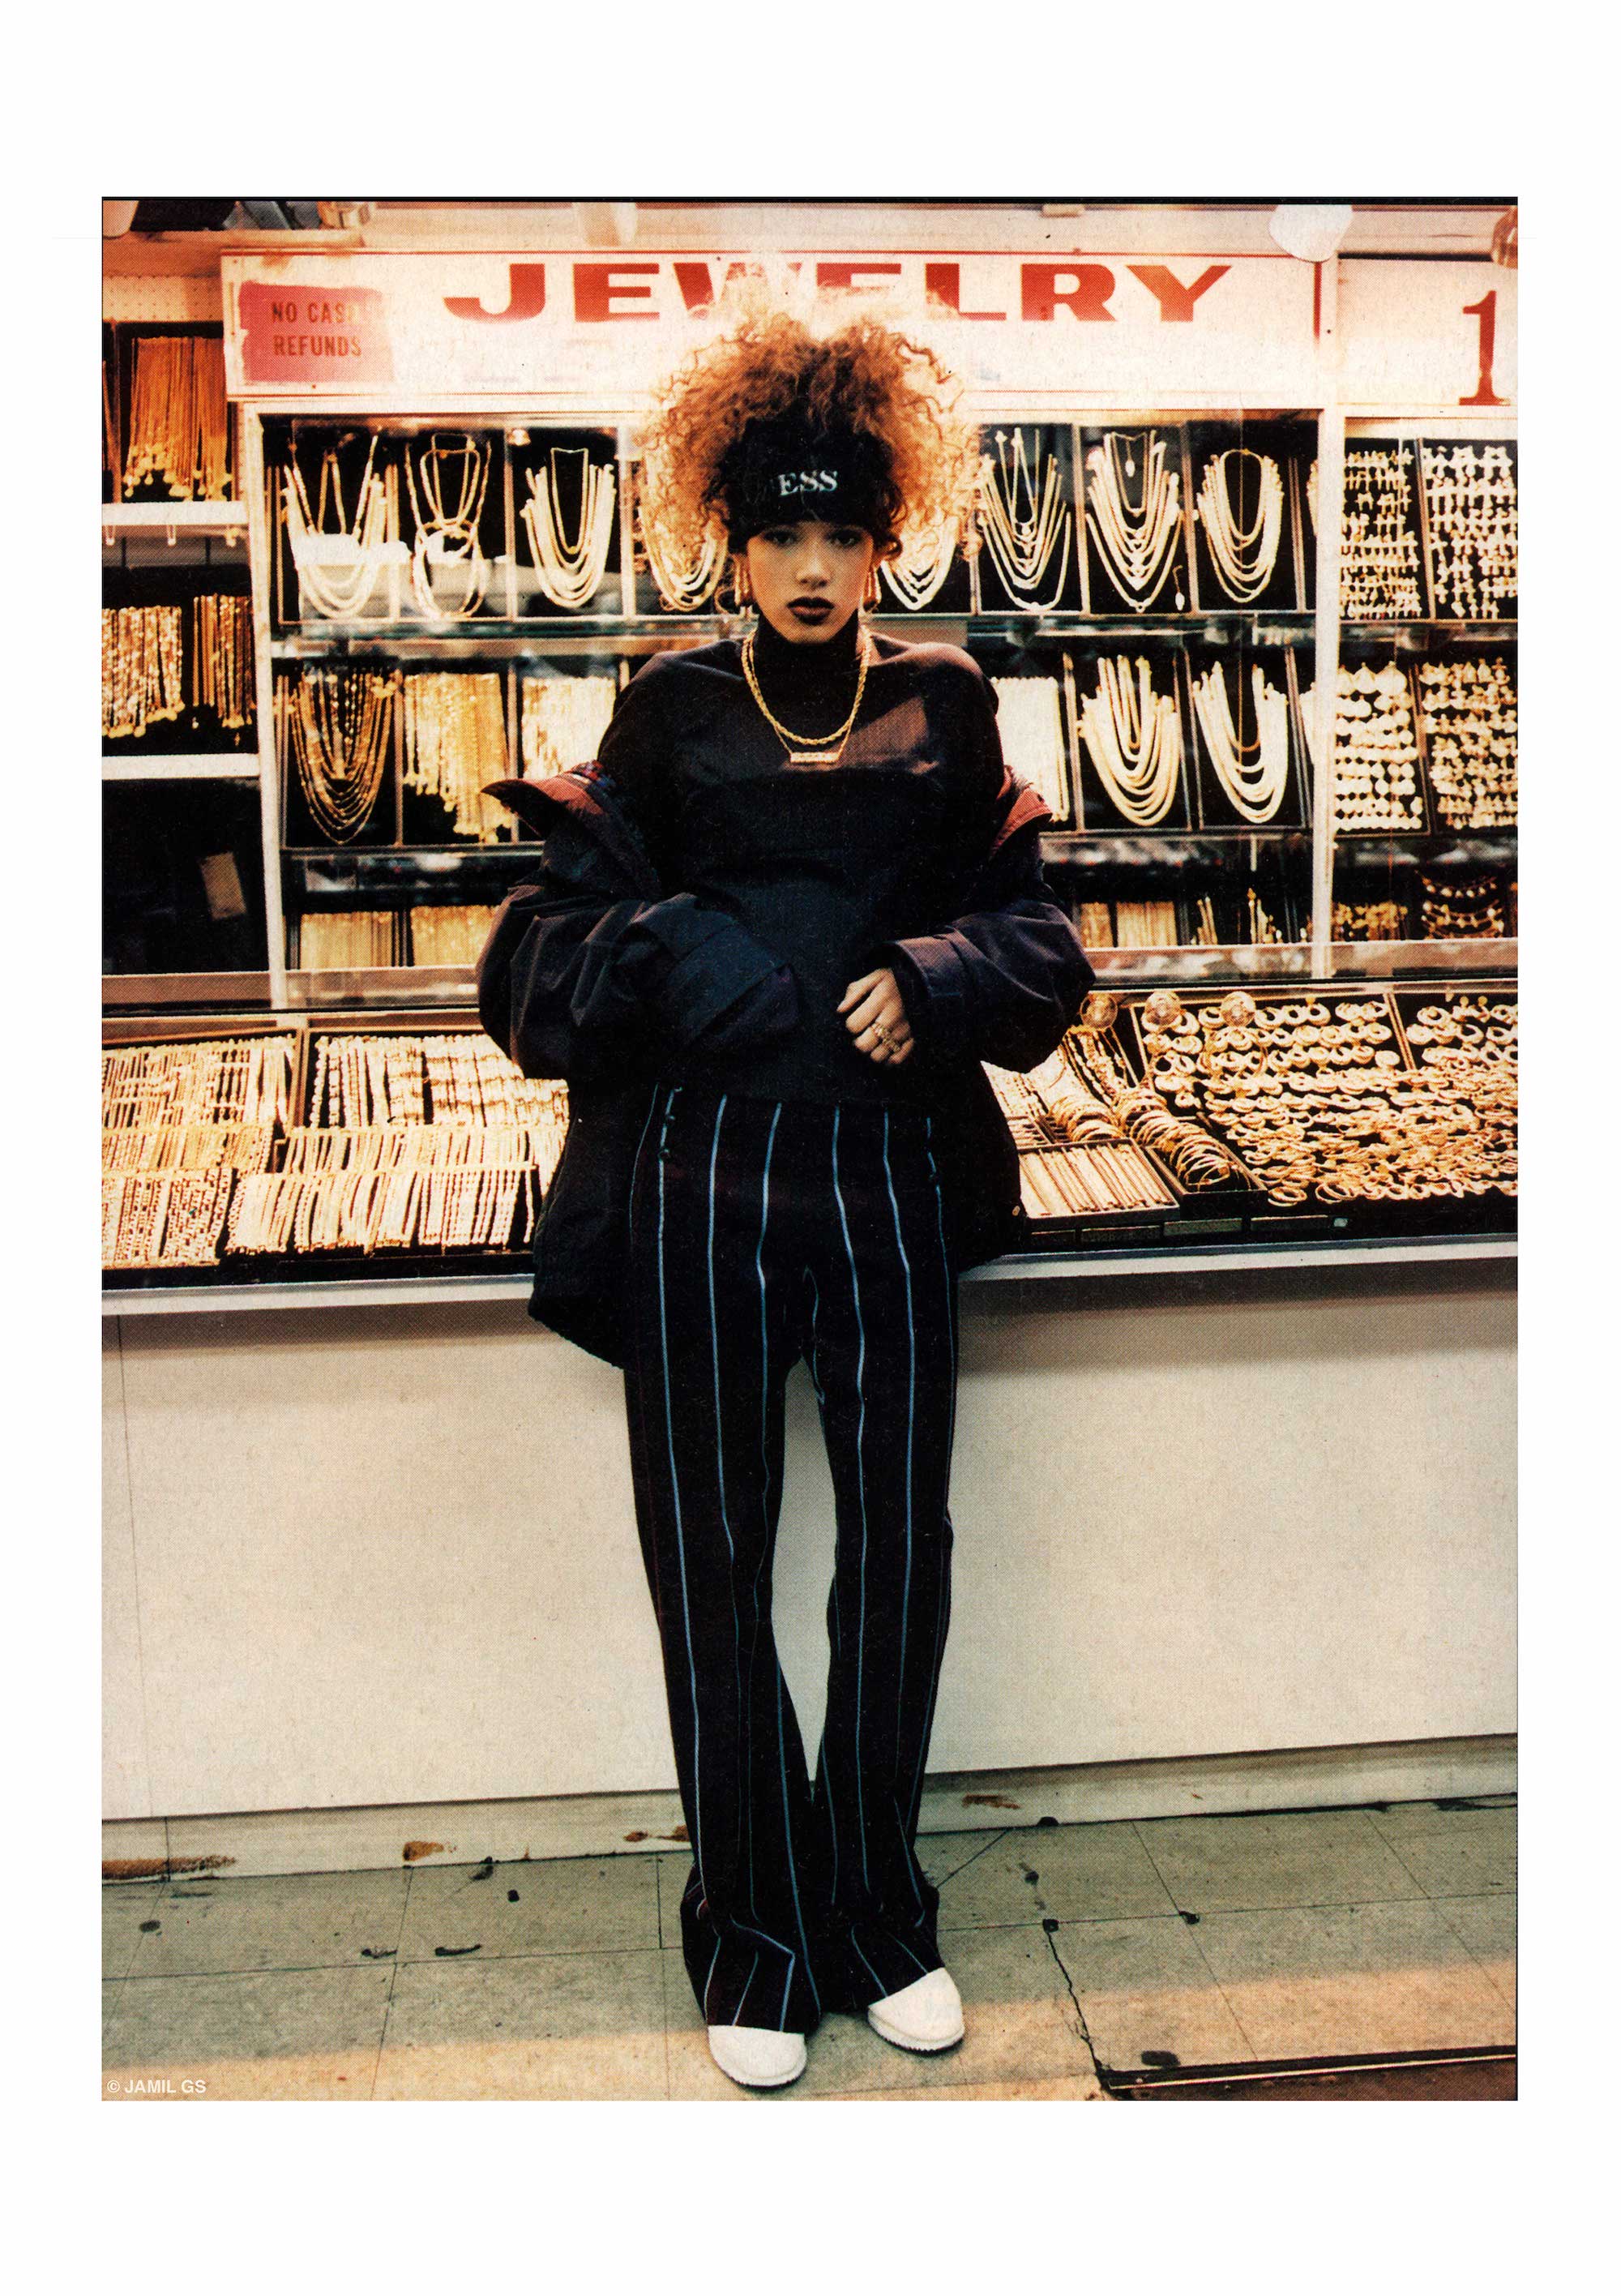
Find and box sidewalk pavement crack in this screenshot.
[1041,1918,1106,2086]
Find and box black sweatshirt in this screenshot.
[591,613,1012,1102]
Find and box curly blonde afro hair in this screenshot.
[639,287,980,571]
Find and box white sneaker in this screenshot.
[866,1966,964,2052]
[707,2024,809,2088]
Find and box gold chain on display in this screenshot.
[1066,652,1183,827]
[1189,662,1291,824]
[403,432,491,619]
[122,335,232,500]
[408,906,499,966]
[1194,448,1284,603]
[520,445,618,610]
[1084,431,1182,610]
[989,676,1070,823]
[1418,871,1508,939]
[101,1036,298,1270]
[188,594,255,730]
[976,429,1071,609]
[401,673,512,840]
[520,675,618,778]
[101,606,185,738]
[1420,444,1516,619]
[636,471,725,610]
[1415,657,1516,828]
[878,516,960,610]
[299,911,398,968]
[282,439,399,619]
[1133,987,1516,1208]
[1340,445,1424,617]
[279,666,398,844]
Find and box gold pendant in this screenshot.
[787,751,838,769]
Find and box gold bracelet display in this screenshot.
[984,1056,1175,1217]
[1421,443,1516,620]
[1066,993,1245,1191]
[122,335,232,500]
[1133,987,1516,1208]
[102,606,185,739]
[1416,656,1516,829]
[402,672,513,841]
[102,1036,297,1131]
[520,675,618,780]
[1340,445,1424,618]
[102,1123,277,1176]
[104,1168,237,1269]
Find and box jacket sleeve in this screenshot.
[475,659,799,1085]
[476,812,799,1086]
[875,819,1094,1074]
[866,660,1093,1073]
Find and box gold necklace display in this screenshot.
[1419,871,1508,939]
[402,673,513,840]
[282,438,399,619]
[521,446,618,610]
[298,911,398,969]
[879,516,960,611]
[1067,653,1183,827]
[520,674,618,779]
[1195,448,1284,603]
[122,334,232,500]
[403,432,491,619]
[1421,443,1516,620]
[1340,445,1423,617]
[1189,662,1291,824]
[990,675,1071,822]
[279,667,398,844]
[637,473,725,610]
[1084,431,1183,610]
[741,629,871,767]
[102,606,185,739]
[976,429,1071,609]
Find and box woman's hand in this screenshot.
[838,967,915,1065]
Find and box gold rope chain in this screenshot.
[741,630,871,761]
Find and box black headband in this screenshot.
[718,418,891,547]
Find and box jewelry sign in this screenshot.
[223,251,1323,406]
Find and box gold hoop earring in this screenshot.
[730,556,754,612]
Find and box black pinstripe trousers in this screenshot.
[621,1079,960,2037]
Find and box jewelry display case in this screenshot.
[101,263,1517,1299]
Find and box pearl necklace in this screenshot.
[1195,450,1284,604]
[1071,653,1183,826]
[1085,432,1183,610]
[976,430,1071,608]
[1190,663,1291,824]
[521,447,617,610]
[404,433,490,621]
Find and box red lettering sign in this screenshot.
[1020,263,1116,322]
[574,262,659,321]
[1127,263,1231,322]
[238,280,393,383]
[444,264,547,323]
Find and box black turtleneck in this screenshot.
[592,613,1007,1103]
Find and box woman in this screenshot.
[477,302,1093,2089]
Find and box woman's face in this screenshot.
[744,519,876,644]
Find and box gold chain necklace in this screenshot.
[741,628,871,768]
